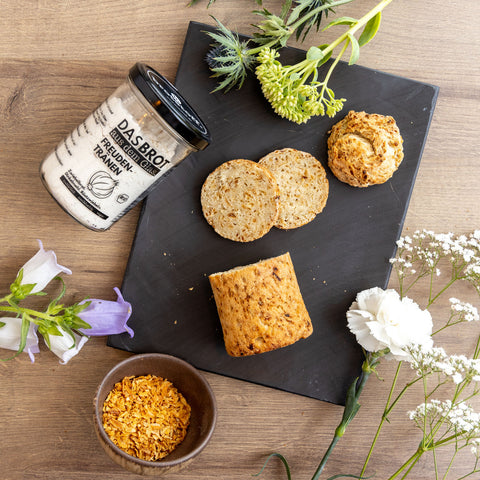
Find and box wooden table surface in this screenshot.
[1,1,479,479]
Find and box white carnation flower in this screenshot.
[347,287,433,361]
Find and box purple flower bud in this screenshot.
[78,287,133,337]
[20,240,72,293]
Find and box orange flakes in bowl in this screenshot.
[102,374,191,461]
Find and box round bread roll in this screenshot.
[201,159,280,242]
[327,110,404,187]
[259,148,329,229]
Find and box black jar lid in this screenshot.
[129,63,210,151]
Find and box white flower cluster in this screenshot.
[408,344,480,384]
[471,438,480,457]
[390,230,480,290]
[450,298,480,322]
[409,400,480,445]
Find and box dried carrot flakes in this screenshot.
[102,374,191,461]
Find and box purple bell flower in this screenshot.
[78,287,133,337]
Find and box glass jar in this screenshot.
[40,63,210,231]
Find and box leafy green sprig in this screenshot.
[0,269,90,360]
[204,0,354,92]
[252,0,344,47]
[204,0,392,123]
[255,0,389,123]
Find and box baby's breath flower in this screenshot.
[407,344,448,374]
[409,400,480,439]
[450,298,479,322]
[391,229,480,301]
[470,438,480,457]
[407,344,480,385]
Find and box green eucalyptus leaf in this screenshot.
[358,11,382,47]
[347,33,360,65]
[323,16,357,30]
[307,46,324,61]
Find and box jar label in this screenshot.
[41,95,179,230]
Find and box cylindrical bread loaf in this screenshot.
[209,252,313,357]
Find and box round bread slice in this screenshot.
[258,148,329,229]
[201,159,280,242]
[327,110,404,187]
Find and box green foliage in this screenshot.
[204,17,257,92]
[290,0,338,41]
[203,0,391,123]
[0,272,91,360]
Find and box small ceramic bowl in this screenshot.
[94,353,217,475]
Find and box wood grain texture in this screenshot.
[0,1,479,479]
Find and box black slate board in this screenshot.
[108,21,439,405]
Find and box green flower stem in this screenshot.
[319,0,394,59]
[283,0,394,94]
[386,450,424,480]
[317,40,348,100]
[257,0,394,85]
[248,38,283,56]
[360,361,402,476]
[0,305,57,323]
[311,353,379,480]
[474,332,480,359]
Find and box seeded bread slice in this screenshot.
[259,148,329,229]
[209,252,313,357]
[201,159,280,242]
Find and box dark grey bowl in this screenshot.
[94,353,217,475]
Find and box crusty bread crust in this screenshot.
[327,110,404,187]
[200,159,280,242]
[259,148,329,229]
[209,252,313,357]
